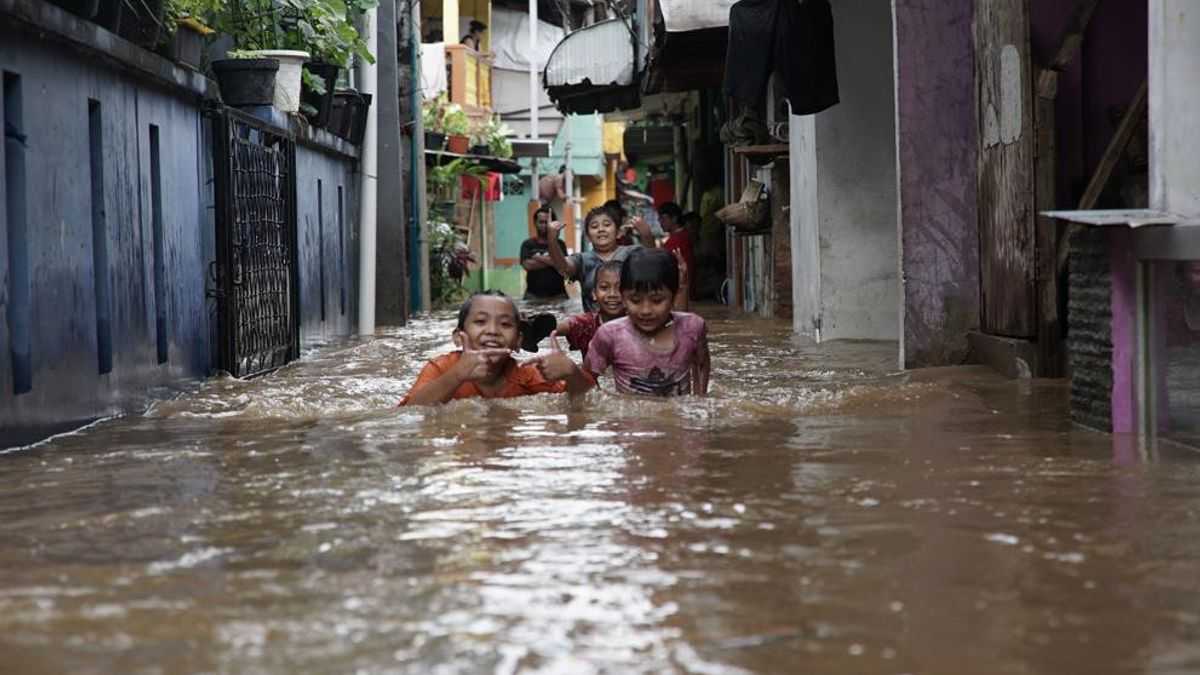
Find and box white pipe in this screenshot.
[529,0,540,195]
[357,7,378,335]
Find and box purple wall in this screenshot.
[894,0,980,367]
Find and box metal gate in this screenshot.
[210,107,299,378]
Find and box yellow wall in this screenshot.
[602,121,626,159]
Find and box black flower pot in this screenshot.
[301,62,339,128]
[424,131,446,150]
[346,92,372,145]
[328,89,359,140]
[212,58,279,107]
[469,144,489,156]
[162,22,206,70]
[94,0,122,32]
[117,0,165,49]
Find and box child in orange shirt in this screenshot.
[399,291,593,406]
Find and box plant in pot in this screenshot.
[161,0,222,70]
[483,115,513,159]
[428,217,476,307]
[421,94,448,150]
[210,0,294,109]
[297,0,378,126]
[443,103,470,154]
[468,116,490,156]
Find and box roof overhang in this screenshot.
[544,18,642,114]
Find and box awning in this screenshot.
[659,0,735,32]
[544,18,641,114]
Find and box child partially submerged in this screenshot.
[584,248,710,396]
[556,252,691,359]
[399,291,593,406]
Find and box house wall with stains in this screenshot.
[893,0,981,368]
[0,15,361,447]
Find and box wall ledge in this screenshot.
[0,0,216,100]
[291,118,360,161]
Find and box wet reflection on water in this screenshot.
[3,306,1200,674]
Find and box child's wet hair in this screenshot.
[584,206,614,230]
[595,259,622,280]
[619,248,679,294]
[456,290,520,330]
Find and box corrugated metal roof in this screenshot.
[659,0,735,32]
[544,19,635,88]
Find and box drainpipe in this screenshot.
[357,7,379,335]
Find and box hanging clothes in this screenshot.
[723,0,839,116]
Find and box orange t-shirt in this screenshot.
[399,351,569,406]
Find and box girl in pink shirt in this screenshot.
[584,248,710,396]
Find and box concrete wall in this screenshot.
[1,29,209,443]
[788,1,899,342]
[894,0,980,367]
[295,145,360,347]
[0,10,362,446]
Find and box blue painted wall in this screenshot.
[1,26,361,446]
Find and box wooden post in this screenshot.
[1035,72,1062,376]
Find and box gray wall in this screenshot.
[1,31,209,443]
[1,21,361,447]
[295,145,359,346]
[788,0,899,343]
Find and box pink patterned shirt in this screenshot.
[583,313,708,396]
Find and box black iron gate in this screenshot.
[209,107,299,378]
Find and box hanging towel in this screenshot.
[723,0,839,116]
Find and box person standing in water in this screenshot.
[519,206,567,301]
[399,291,591,406]
[585,248,710,396]
[546,206,656,313]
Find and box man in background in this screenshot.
[520,205,568,301]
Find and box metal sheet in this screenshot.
[659,0,735,32]
[543,18,635,88]
[1042,209,1191,227]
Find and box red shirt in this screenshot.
[399,352,568,406]
[663,230,694,278]
[562,312,603,359]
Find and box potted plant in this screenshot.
[118,0,169,49]
[483,115,513,159]
[212,56,279,107]
[422,94,448,150]
[468,116,490,156]
[299,0,377,125]
[161,0,221,70]
[443,103,470,154]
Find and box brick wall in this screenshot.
[1067,227,1113,430]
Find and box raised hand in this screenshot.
[548,220,566,237]
[532,331,578,381]
[672,249,689,288]
[631,216,652,241]
[453,333,513,382]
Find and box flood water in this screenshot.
[3,305,1200,674]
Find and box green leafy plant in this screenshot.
[428,218,476,307]
[215,0,376,66]
[442,103,470,137]
[422,94,449,132]
[427,157,486,203]
[163,0,224,34]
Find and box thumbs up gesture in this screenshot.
[532,331,578,381]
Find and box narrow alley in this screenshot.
[3,308,1199,673]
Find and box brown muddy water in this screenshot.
[2,305,1200,675]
